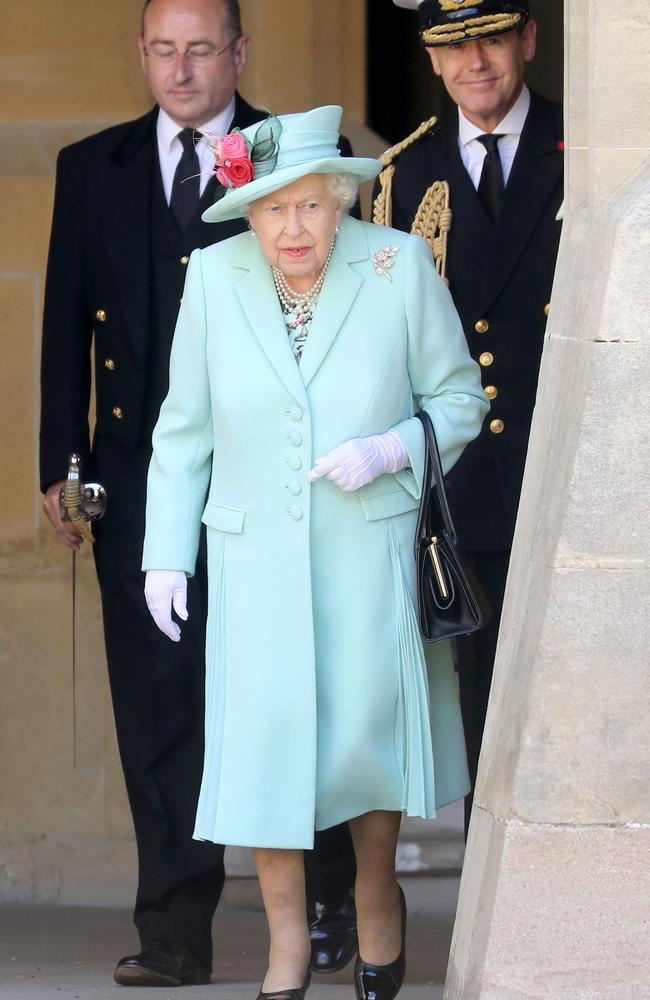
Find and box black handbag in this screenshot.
[414,410,482,643]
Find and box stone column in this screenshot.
[444,2,650,996]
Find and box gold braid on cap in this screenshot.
[372,116,451,280]
[421,11,523,45]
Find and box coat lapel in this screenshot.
[99,109,156,363]
[232,236,308,405]
[299,215,367,387]
[441,117,495,270]
[477,93,563,313]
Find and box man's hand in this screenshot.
[43,479,83,551]
[144,570,189,642]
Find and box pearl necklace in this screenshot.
[272,237,336,314]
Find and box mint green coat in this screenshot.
[142,215,489,849]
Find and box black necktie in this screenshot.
[170,129,201,229]
[477,133,504,223]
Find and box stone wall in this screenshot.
[445,0,650,995]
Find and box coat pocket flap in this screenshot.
[360,488,419,522]
[201,502,246,533]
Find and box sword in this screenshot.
[59,454,107,766]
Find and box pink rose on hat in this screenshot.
[208,128,255,189]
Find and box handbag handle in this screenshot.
[414,410,458,547]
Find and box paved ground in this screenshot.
[0,877,458,1000]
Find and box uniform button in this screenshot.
[479,352,494,367]
[95,309,107,323]
[112,406,123,420]
[288,406,303,421]
[287,455,302,471]
[484,384,498,400]
[287,506,303,521]
[544,302,551,316]
[475,318,489,334]
[286,481,302,496]
[490,418,505,434]
[180,255,190,266]
[287,431,303,446]
[104,358,116,371]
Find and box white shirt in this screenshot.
[458,85,531,190]
[156,98,237,203]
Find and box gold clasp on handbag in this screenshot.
[428,536,449,599]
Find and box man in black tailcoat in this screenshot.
[40,0,356,985]
[375,0,564,828]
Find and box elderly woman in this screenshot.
[142,106,488,1000]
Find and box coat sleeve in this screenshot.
[39,147,94,491]
[391,234,489,497]
[142,250,213,576]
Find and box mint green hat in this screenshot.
[202,105,381,224]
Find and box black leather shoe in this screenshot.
[354,888,407,1000]
[256,971,311,1000]
[114,940,211,986]
[308,894,358,973]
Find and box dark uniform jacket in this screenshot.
[386,91,563,551]
[39,93,263,492]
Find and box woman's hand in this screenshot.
[308,431,408,492]
[144,570,188,642]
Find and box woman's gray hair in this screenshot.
[326,173,359,213]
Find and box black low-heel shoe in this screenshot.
[256,971,311,1000]
[354,888,407,1000]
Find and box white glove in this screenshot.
[144,570,188,642]
[308,431,408,492]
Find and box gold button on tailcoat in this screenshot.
[112,406,123,420]
[475,318,489,334]
[180,256,190,266]
[484,385,498,400]
[95,308,107,323]
[104,358,116,371]
[544,302,550,316]
[490,418,505,434]
[479,352,494,367]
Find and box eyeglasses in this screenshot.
[143,37,240,65]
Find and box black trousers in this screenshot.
[92,436,356,967]
[454,549,511,832]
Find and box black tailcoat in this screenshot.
[40,95,261,966]
[386,91,563,817]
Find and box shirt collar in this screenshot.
[458,84,531,146]
[156,97,237,154]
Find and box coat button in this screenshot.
[490,418,504,434]
[287,455,302,471]
[286,481,302,496]
[475,318,489,334]
[104,358,116,371]
[544,302,550,316]
[180,255,190,265]
[95,309,107,323]
[287,506,303,521]
[288,406,303,421]
[112,406,123,420]
[287,431,302,446]
[479,352,494,367]
[484,384,497,400]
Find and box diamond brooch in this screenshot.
[372,244,400,281]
